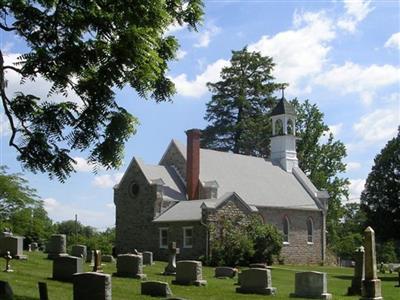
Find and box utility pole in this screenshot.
[74,214,78,243]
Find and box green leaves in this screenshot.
[1,0,203,180]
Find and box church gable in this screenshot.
[159,139,187,180]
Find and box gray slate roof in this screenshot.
[271,98,296,116]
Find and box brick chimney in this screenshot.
[186,129,201,200]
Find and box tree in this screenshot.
[292,99,349,245]
[0,165,38,223]
[0,0,203,181]
[201,47,285,157]
[360,128,400,242]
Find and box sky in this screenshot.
[0,0,399,230]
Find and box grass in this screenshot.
[0,251,398,299]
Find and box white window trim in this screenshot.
[307,218,314,244]
[283,216,290,244]
[159,227,168,249]
[183,226,193,248]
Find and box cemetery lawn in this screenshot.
[0,252,398,300]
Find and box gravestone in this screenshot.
[215,267,237,278]
[0,281,13,300]
[38,282,49,300]
[115,254,146,279]
[47,234,67,259]
[236,268,276,295]
[347,246,365,295]
[0,236,26,259]
[172,260,207,286]
[73,272,111,300]
[361,227,383,300]
[163,242,180,275]
[291,271,331,299]
[141,281,173,297]
[93,250,103,273]
[142,251,154,265]
[31,242,38,251]
[52,255,83,282]
[71,245,87,261]
[3,251,13,272]
[102,255,115,263]
[249,263,268,269]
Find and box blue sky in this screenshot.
[1,0,399,230]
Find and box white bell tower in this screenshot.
[270,91,298,172]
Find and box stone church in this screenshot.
[114,98,329,264]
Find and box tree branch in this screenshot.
[0,23,16,32]
[3,65,22,74]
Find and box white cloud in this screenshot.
[314,62,400,105]
[347,178,366,202]
[171,59,230,98]
[176,49,187,60]
[353,108,399,143]
[43,197,61,212]
[384,32,400,50]
[346,162,361,171]
[329,123,343,137]
[249,11,335,94]
[0,114,10,137]
[3,53,83,108]
[92,173,123,188]
[72,157,97,172]
[165,22,186,35]
[194,24,221,48]
[337,0,374,33]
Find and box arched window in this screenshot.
[283,216,289,243]
[287,119,294,135]
[307,218,313,243]
[275,119,284,135]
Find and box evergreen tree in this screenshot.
[361,127,400,242]
[0,0,203,181]
[201,47,285,157]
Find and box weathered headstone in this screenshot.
[71,245,87,261]
[31,242,38,251]
[3,251,13,273]
[142,251,154,265]
[101,254,115,263]
[73,272,111,300]
[52,255,83,282]
[291,271,331,299]
[0,281,13,300]
[163,242,180,275]
[141,281,173,297]
[47,234,67,259]
[115,254,146,279]
[347,246,365,295]
[38,282,49,300]
[0,236,26,259]
[236,268,276,295]
[361,227,383,300]
[93,250,103,273]
[215,266,237,278]
[172,261,207,286]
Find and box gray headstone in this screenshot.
[115,254,146,279]
[0,281,13,300]
[0,236,26,259]
[47,234,67,259]
[172,260,207,286]
[71,245,87,261]
[141,281,173,297]
[142,251,154,265]
[163,242,180,275]
[101,255,115,263]
[292,271,331,299]
[236,268,276,295]
[215,267,237,278]
[347,246,365,295]
[31,242,39,251]
[73,272,111,300]
[52,255,83,282]
[361,227,383,299]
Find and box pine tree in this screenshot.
[361,127,400,241]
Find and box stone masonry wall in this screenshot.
[159,142,186,180]
[259,208,323,264]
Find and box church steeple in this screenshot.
[270,90,298,172]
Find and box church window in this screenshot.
[275,119,284,135]
[307,218,313,243]
[159,227,168,248]
[283,216,289,244]
[183,226,193,248]
[129,182,140,197]
[287,119,294,135]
